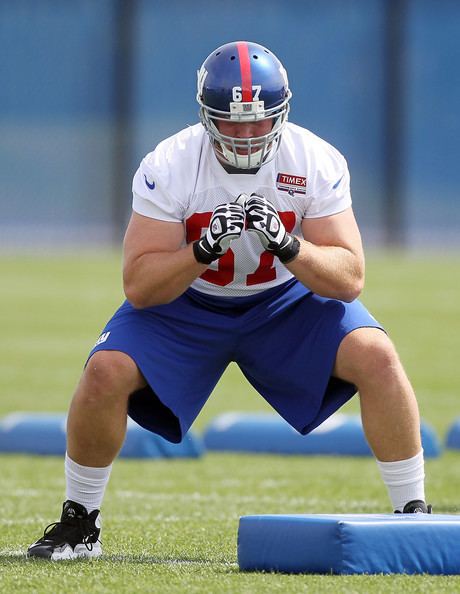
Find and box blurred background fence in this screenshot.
[1,0,459,250]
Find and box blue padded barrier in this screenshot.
[0,413,203,458]
[238,513,460,575]
[445,418,460,450]
[203,412,441,457]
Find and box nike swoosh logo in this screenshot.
[144,174,155,190]
[332,175,344,190]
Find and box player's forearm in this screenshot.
[123,244,207,308]
[285,239,365,302]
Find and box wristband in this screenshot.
[274,235,301,263]
[193,239,220,265]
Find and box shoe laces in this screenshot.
[42,516,100,552]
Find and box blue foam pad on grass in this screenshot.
[445,418,460,450]
[0,413,203,458]
[203,412,441,457]
[238,513,460,574]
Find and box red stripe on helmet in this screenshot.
[236,41,253,102]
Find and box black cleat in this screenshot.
[394,499,433,514]
[27,500,102,560]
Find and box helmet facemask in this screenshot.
[198,97,291,169]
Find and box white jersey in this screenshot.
[132,122,351,297]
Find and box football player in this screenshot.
[28,41,430,560]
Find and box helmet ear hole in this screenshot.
[197,41,291,169]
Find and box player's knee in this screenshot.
[361,333,400,379]
[337,328,401,385]
[83,350,143,399]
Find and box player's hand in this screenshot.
[193,201,245,264]
[245,193,300,263]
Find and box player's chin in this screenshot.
[222,144,249,156]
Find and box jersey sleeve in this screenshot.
[132,145,185,222]
[304,148,352,219]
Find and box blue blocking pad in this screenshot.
[238,514,460,575]
[0,413,68,456]
[0,413,203,459]
[445,418,460,450]
[203,412,441,457]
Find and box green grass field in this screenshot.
[1,251,460,593]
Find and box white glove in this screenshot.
[193,202,245,264]
[245,193,300,263]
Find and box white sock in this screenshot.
[65,453,112,513]
[376,450,425,512]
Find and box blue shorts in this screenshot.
[89,279,383,443]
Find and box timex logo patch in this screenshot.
[276,172,307,196]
